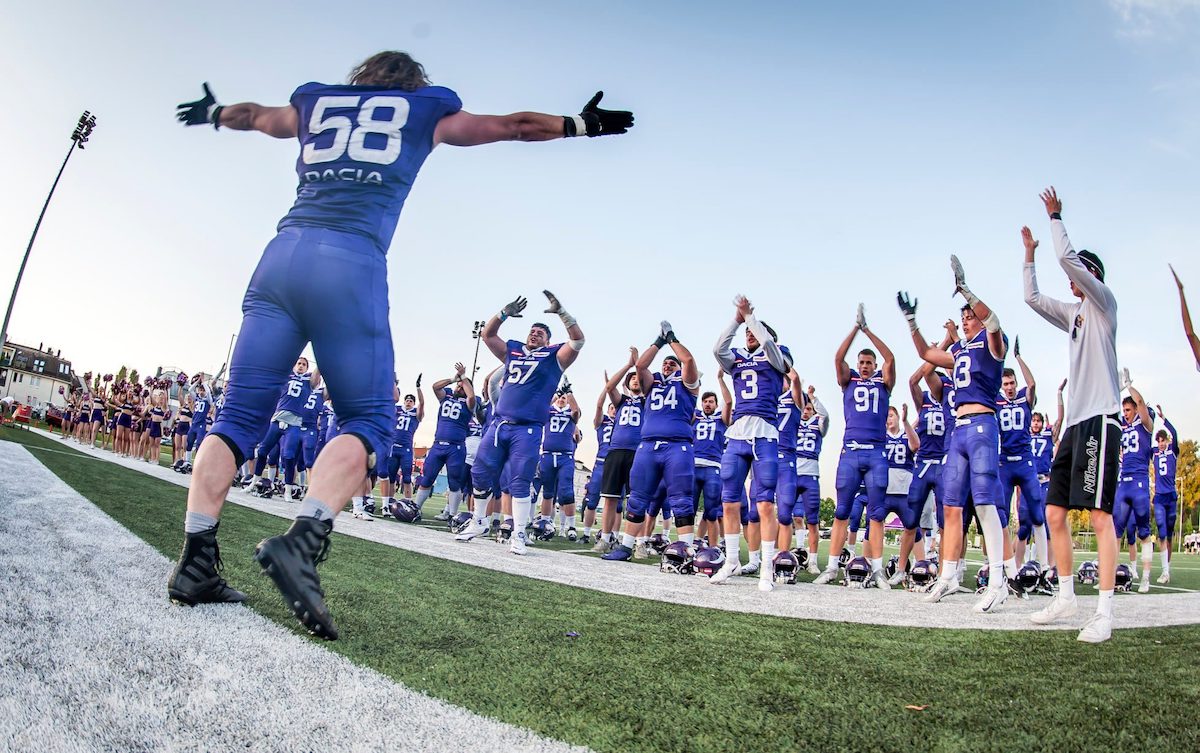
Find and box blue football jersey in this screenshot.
[996,387,1033,458]
[595,415,615,461]
[610,395,644,451]
[1031,428,1054,475]
[693,409,727,464]
[279,83,462,253]
[886,431,913,471]
[303,387,324,429]
[729,345,791,423]
[796,415,825,462]
[496,340,566,426]
[914,390,948,461]
[842,371,890,445]
[433,391,473,443]
[542,406,578,453]
[276,372,312,415]
[393,405,419,448]
[641,372,697,442]
[948,329,1006,409]
[776,392,799,452]
[1120,410,1155,478]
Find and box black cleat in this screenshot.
[255,516,338,640]
[167,524,248,606]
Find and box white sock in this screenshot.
[299,470,308,485]
[1059,574,1076,599]
[976,505,1004,583]
[869,557,882,573]
[1004,557,1018,580]
[565,515,575,530]
[528,500,536,521]
[472,496,488,523]
[447,490,462,515]
[761,543,775,570]
[636,536,649,545]
[413,487,432,509]
[584,527,592,537]
[513,496,532,532]
[1033,524,1048,564]
[1097,589,1114,618]
[941,559,959,581]
[1141,541,1153,569]
[1161,550,1170,573]
[621,533,637,549]
[724,533,741,563]
[748,550,761,566]
[680,532,695,545]
[352,498,364,514]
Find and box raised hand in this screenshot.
[502,295,528,319]
[1040,187,1062,218]
[1059,378,1068,392]
[1021,226,1039,257]
[950,254,969,298]
[1156,404,1165,419]
[416,373,422,388]
[661,320,676,343]
[560,378,573,395]
[855,303,867,331]
[627,347,638,367]
[454,362,466,378]
[1013,336,1021,358]
[176,83,222,127]
[734,295,753,323]
[543,290,562,314]
[902,403,909,422]
[944,319,961,342]
[1120,367,1132,391]
[896,291,918,330]
[579,91,634,137]
[1170,263,1184,291]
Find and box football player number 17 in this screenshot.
[303,96,409,166]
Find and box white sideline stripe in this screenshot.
[0,441,588,753]
[20,428,1200,632]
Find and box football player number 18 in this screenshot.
[303,96,409,166]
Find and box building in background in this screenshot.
[0,340,75,409]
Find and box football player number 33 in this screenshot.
[303,96,408,166]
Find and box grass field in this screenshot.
[5,425,1199,752]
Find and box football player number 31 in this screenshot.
[303,96,409,166]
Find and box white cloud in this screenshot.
[1108,0,1200,38]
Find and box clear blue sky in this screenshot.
[2,1,1198,493]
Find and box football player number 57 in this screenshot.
[303,96,409,166]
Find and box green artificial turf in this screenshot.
[5,426,1199,753]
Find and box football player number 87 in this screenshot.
[303,96,409,166]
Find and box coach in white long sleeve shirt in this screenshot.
[1021,186,1120,644]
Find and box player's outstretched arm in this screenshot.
[902,404,920,453]
[592,373,608,429]
[833,321,860,389]
[543,291,584,369]
[562,387,582,422]
[482,296,527,360]
[897,292,954,370]
[634,342,657,397]
[1013,337,1036,407]
[430,372,454,402]
[606,350,637,406]
[859,321,896,391]
[716,371,733,426]
[176,83,298,138]
[415,374,426,421]
[459,372,477,409]
[1170,265,1200,370]
[951,254,1007,360]
[434,91,634,147]
[1122,371,1153,430]
[1053,379,1066,444]
[908,363,933,409]
[665,326,700,393]
[1021,225,1073,333]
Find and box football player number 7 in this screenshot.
[303,96,409,166]
[507,361,539,384]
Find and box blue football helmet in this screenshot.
[531,518,556,541]
[1015,561,1042,595]
[449,511,473,533]
[773,551,798,584]
[885,555,909,581]
[1037,565,1059,595]
[838,547,853,569]
[975,564,992,593]
[661,541,696,574]
[907,559,938,592]
[389,498,422,524]
[693,546,726,578]
[1077,560,1099,586]
[844,556,871,587]
[647,533,671,555]
[1115,563,1134,592]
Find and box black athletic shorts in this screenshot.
[1046,413,1120,513]
[600,448,636,498]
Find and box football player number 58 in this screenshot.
[303,96,409,166]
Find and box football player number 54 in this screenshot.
[303,96,409,166]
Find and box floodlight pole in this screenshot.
[470,320,485,378]
[1,111,97,351]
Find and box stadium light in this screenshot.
[470,320,485,378]
[1,111,98,351]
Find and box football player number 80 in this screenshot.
[303,96,409,166]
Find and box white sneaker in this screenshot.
[634,542,650,559]
[708,560,741,584]
[592,536,614,554]
[510,531,528,556]
[1076,613,1112,644]
[352,511,373,521]
[1030,595,1079,625]
[973,585,1007,613]
[433,510,452,522]
[1130,568,1139,582]
[806,560,821,576]
[873,570,892,590]
[739,561,761,576]
[887,570,906,587]
[758,573,775,592]
[455,520,488,542]
[1156,572,1170,585]
[924,578,957,604]
[813,567,840,586]
[1138,579,1150,594]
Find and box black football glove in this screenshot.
[176,83,223,129]
[501,296,528,320]
[564,91,634,137]
[896,292,919,332]
[1013,337,1021,358]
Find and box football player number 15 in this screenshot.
[303,96,409,166]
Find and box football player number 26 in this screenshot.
[303,96,409,166]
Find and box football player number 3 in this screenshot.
[303,96,409,166]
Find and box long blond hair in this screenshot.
[348,51,430,91]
